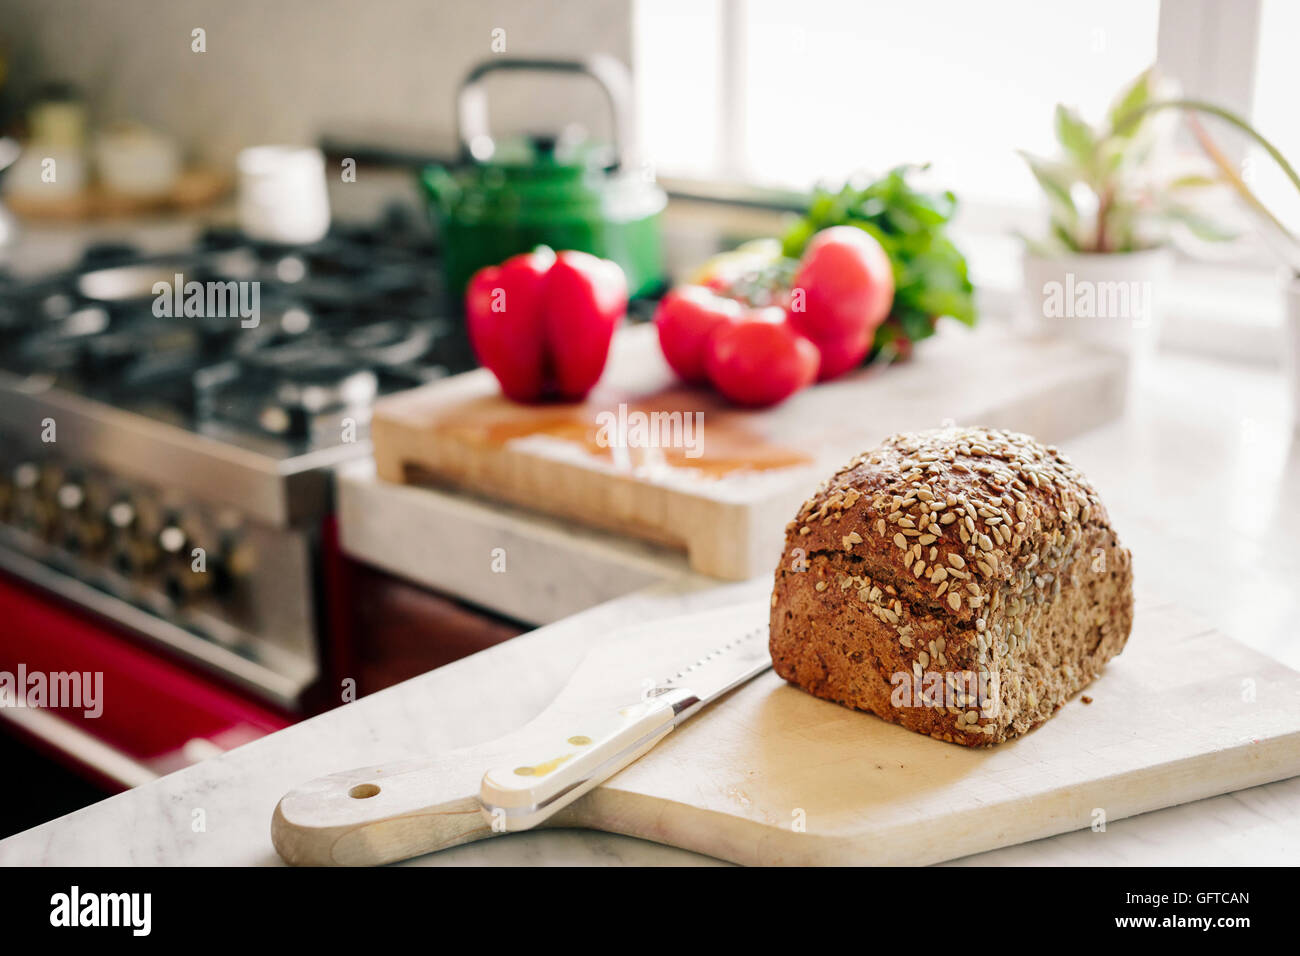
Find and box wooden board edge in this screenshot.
[566,726,1300,865]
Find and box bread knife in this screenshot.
[478,607,771,832]
[271,602,772,864]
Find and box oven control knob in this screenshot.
[159,515,211,604]
[56,481,85,512]
[36,463,64,502]
[213,530,255,593]
[12,462,39,492]
[106,498,136,532]
[106,497,157,575]
[56,479,90,552]
[11,462,52,537]
[158,519,187,556]
[57,476,108,554]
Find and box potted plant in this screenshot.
[1115,96,1300,424]
[1017,68,1237,358]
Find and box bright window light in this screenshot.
[1250,0,1300,237]
[636,0,1161,207]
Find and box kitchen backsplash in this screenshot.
[0,0,633,164]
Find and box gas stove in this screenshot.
[1,211,472,445]
[0,210,476,708]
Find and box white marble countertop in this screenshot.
[3,350,1299,866]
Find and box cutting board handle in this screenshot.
[271,706,650,865]
[271,754,493,866]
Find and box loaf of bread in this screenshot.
[769,427,1132,746]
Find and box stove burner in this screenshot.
[196,318,458,441]
[0,213,472,450]
[77,241,144,269]
[195,352,380,443]
[342,319,442,367]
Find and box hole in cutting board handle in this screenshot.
[349,784,381,799]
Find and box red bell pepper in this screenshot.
[466,247,628,402]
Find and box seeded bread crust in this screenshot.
[769,427,1133,746]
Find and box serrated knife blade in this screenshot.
[652,615,772,724]
[478,602,772,831]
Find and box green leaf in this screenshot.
[1109,67,1153,137]
[1019,150,1080,229]
[896,304,938,339]
[780,221,814,258]
[1101,199,1139,252]
[1167,173,1220,190]
[1097,138,1129,177]
[1162,203,1238,242]
[1054,105,1096,167]
[1050,217,1081,252]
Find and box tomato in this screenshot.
[653,285,745,384]
[787,226,894,381]
[814,326,874,381]
[704,308,819,407]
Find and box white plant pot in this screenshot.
[1284,274,1300,427]
[1020,248,1173,360]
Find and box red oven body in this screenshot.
[0,568,293,790]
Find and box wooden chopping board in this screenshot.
[272,594,1300,866]
[371,323,1129,580]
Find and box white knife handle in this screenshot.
[479,686,697,832]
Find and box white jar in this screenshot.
[94,124,181,198]
[236,145,330,245]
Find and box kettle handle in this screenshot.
[455,55,635,172]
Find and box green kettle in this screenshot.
[421,56,666,300]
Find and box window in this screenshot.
[636,0,1161,206]
[635,0,1289,227]
[1250,0,1300,237]
[632,0,725,181]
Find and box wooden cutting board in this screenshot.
[272,595,1300,866]
[371,324,1129,580]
